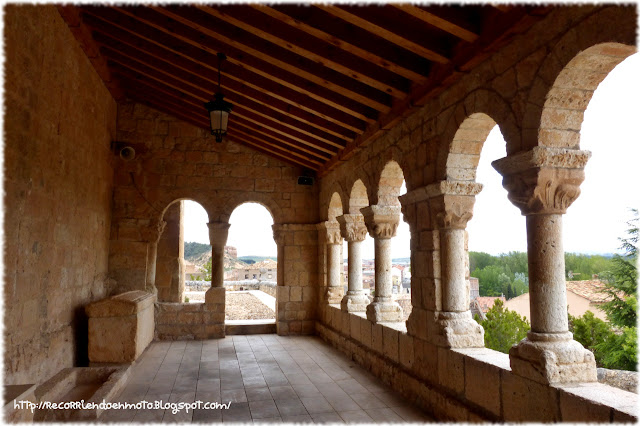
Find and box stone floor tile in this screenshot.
[292,383,322,398]
[195,390,221,403]
[275,398,308,417]
[268,385,298,401]
[281,414,313,423]
[132,408,165,422]
[249,399,280,419]
[310,411,344,423]
[162,408,194,423]
[314,382,345,397]
[245,386,274,402]
[300,396,335,414]
[221,388,248,403]
[337,409,375,423]
[253,416,282,423]
[390,404,434,422]
[365,407,404,422]
[192,410,222,423]
[370,391,407,407]
[222,402,252,422]
[168,392,196,403]
[285,373,312,385]
[307,371,334,385]
[350,391,388,410]
[99,407,137,422]
[221,378,245,390]
[326,395,361,412]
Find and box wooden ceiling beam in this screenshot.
[125,88,325,169]
[81,6,378,123]
[109,58,341,157]
[96,38,352,146]
[148,5,392,112]
[316,5,450,64]
[196,5,409,98]
[56,6,125,101]
[115,69,336,161]
[252,5,429,83]
[391,4,479,42]
[83,14,366,135]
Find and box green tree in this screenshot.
[202,258,212,282]
[599,209,638,328]
[477,299,530,353]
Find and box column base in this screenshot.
[340,292,370,313]
[509,331,597,385]
[325,286,344,305]
[430,311,484,348]
[366,298,403,323]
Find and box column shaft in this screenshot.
[327,243,342,289]
[211,244,225,288]
[440,228,468,312]
[347,240,363,294]
[526,214,568,334]
[374,237,392,300]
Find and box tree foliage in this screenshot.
[202,258,212,282]
[599,209,638,329]
[569,311,637,371]
[477,299,530,354]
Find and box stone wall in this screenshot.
[108,100,319,294]
[4,6,117,384]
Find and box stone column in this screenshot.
[361,205,403,323]
[272,225,286,287]
[205,221,230,305]
[156,202,185,303]
[336,214,370,312]
[140,220,166,296]
[493,146,596,384]
[427,181,485,348]
[318,221,344,304]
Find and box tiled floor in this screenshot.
[100,334,434,423]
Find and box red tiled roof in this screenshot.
[475,296,506,313]
[566,280,614,304]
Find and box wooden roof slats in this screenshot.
[195,5,410,99]
[59,5,552,173]
[316,5,451,64]
[81,6,380,123]
[83,14,367,135]
[148,5,393,112]
[252,5,431,83]
[93,32,356,145]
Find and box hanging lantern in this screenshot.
[204,53,233,143]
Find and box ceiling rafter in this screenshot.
[391,4,479,42]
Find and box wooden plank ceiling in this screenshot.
[58,4,551,175]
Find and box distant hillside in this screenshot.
[238,256,277,265]
[184,242,211,262]
[392,257,410,264]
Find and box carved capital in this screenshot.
[360,205,400,239]
[317,221,342,245]
[492,147,590,215]
[272,226,286,246]
[207,222,231,248]
[336,214,368,243]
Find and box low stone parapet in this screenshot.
[85,291,155,363]
[316,304,638,422]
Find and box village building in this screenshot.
[4,4,638,422]
[471,296,507,321]
[505,279,613,322]
[232,259,278,281]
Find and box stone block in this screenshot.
[360,317,372,348]
[383,326,399,363]
[462,350,503,417]
[437,347,465,395]
[372,323,384,354]
[86,291,155,363]
[501,372,559,422]
[289,286,302,302]
[349,314,361,341]
[398,333,414,370]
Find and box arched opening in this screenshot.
[225,202,277,324]
[157,199,210,304]
[364,160,408,323]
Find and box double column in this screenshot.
[493,146,596,384]
[318,221,344,304]
[205,221,230,306]
[140,219,167,296]
[336,214,370,312]
[361,205,403,323]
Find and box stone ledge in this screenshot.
[86,290,155,317]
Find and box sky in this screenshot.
[183,53,639,258]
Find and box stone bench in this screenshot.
[86,291,155,363]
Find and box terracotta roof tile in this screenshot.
[566,280,614,303]
[475,296,506,313]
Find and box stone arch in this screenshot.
[215,193,281,224]
[376,160,405,207]
[328,192,344,222]
[348,179,369,214]
[435,90,520,182]
[522,7,636,150]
